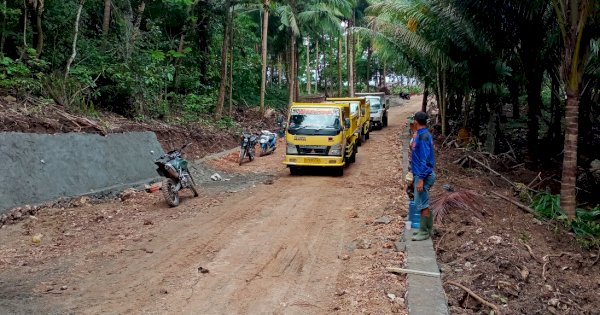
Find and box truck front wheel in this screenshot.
[333,167,344,177]
[289,167,301,176]
[349,147,357,163]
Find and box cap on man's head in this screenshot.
[414,111,428,124]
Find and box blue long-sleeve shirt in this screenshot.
[411,128,435,179]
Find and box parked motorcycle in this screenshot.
[154,143,198,207]
[276,114,287,138]
[239,133,258,165]
[399,92,411,100]
[259,130,277,156]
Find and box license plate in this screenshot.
[304,158,320,163]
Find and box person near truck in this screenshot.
[411,111,436,241]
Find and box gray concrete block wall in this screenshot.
[0,132,164,213]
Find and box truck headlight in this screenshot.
[329,144,343,156]
[287,143,298,154]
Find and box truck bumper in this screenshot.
[283,155,345,167]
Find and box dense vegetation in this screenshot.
[0,0,599,221]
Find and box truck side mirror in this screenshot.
[361,109,366,115]
[344,118,351,129]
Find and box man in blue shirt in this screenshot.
[411,111,436,241]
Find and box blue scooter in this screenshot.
[259,130,277,156]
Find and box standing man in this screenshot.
[411,111,436,241]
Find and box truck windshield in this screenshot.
[367,98,381,111]
[288,107,341,135]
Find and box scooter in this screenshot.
[154,143,198,207]
[259,130,277,156]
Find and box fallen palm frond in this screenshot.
[430,189,484,224]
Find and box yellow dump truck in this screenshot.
[326,97,371,146]
[283,102,358,176]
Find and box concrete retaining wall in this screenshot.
[0,132,164,213]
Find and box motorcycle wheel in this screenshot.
[239,148,245,166]
[249,147,255,161]
[186,174,199,197]
[162,178,180,207]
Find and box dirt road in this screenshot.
[0,97,422,314]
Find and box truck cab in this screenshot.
[356,92,388,129]
[283,102,357,176]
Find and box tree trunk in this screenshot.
[366,45,372,92]
[295,43,299,101]
[1,0,6,53]
[20,0,27,58]
[102,0,111,36]
[347,21,354,97]
[382,62,387,88]
[277,53,282,86]
[195,0,210,86]
[215,1,231,120]
[288,33,295,108]
[485,103,501,153]
[131,1,145,43]
[509,78,520,119]
[306,37,311,94]
[173,33,185,90]
[560,88,579,218]
[259,0,269,115]
[338,36,342,96]
[422,86,429,112]
[315,39,319,93]
[65,0,84,80]
[228,5,235,116]
[33,0,43,57]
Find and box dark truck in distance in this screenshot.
[356,92,388,129]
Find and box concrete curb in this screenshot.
[399,115,449,315]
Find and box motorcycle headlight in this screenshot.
[329,144,343,156]
[287,143,298,154]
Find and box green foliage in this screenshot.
[0,50,46,95]
[531,192,565,220]
[390,85,423,95]
[530,192,600,248]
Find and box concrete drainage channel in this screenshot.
[0,132,274,217]
[400,122,450,315]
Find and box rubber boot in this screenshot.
[412,216,425,235]
[412,216,430,241]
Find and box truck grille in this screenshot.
[298,145,329,155]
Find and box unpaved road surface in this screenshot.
[0,97,421,314]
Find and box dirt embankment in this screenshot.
[431,138,600,314]
[0,97,418,314]
[0,95,281,159]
